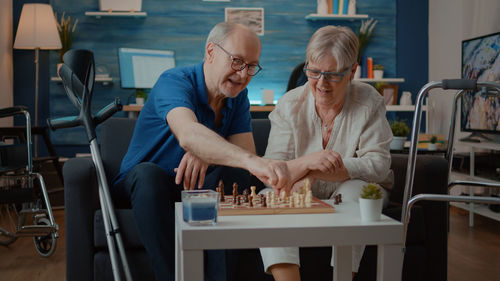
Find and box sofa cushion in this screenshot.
[101,118,136,182]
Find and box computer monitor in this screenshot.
[460,31,500,141]
[118,48,175,89]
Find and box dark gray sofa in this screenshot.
[64,117,448,281]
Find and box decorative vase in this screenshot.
[348,0,357,15]
[57,63,63,77]
[373,70,384,80]
[390,136,406,150]
[317,0,328,15]
[400,91,412,105]
[428,143,437,151]
[359,197,383,222]
[354,65,361,79]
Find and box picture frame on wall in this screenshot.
[380,84,398,105]
[225,7,264,36]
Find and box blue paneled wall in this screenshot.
[49,0,398,144]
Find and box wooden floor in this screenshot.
[0,206,498,281]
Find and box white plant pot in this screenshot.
[373,70,384,80]
[354,65,361,79]
[135,97,145,105]
[359,198,383,222]
[390,136,406,150]
[428,143,437,151]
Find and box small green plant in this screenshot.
[373,64,384,70]
[390,121,410,137]
[430,135,438,144]
[360,183,383,200]
[135,89,148,100]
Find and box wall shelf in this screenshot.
[85,11,147,18]
[305,14,369,21]
[51,76,113,86]
[355,78,405,83]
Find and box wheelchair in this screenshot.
[0,106,58,257]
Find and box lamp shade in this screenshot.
[14,4,62,50]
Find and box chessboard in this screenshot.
[218,195,335,216]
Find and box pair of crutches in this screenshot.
[47,49,132,281]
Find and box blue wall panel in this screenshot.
[49,0,399,144]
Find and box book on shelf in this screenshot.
[332,0,339,14]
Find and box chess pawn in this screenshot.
[250,186,257,198]
[280,189,287,202]
[232,182,238,197]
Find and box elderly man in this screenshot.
[113,22,291,280]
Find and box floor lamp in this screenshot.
[13,3,61,157]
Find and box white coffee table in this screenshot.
[175,200,403,281]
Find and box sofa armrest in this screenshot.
[64,157,99,281]
[390,153,449,281]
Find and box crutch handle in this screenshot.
[93,98,123,126]
[47,116,80,131]
[442,79,477,90]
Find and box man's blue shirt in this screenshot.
[114,62,252,185]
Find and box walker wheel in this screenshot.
[33,217,57,257]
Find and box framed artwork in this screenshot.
[225,7,264,36]
[380,84,398,105]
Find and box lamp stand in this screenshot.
[34,47,39,158]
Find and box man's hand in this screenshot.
[248,158,291,192]
[174,152,209,190]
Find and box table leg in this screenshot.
[333,245,352,281]
[175,225,181,281]
[182,250,204,281]
[377,244,403,281]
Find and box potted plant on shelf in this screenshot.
[134,90,147,105]
[390,120,410,150]
[55,12,78,69]
[373,64,384,79]
[356,18,378,76]
[359,183,384,222]
[428,135,438,151]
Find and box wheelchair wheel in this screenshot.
[33,217,57,257]
[0,203,26,246]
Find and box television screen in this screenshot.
[461,31,500,136]
[118,48,175,89]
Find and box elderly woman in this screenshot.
[260,25,394,280]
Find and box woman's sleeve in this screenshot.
[342,98,393,183]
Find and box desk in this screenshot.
[453,141,500,226]
[175,200,403,281]
[122,104,276,118]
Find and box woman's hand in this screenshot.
[302,149,343,173]
[174,151,209,190]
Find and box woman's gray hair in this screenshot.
[305,26,359,71]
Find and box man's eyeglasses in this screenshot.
[303,64,352,82]
[214,43,262,76]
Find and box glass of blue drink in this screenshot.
[182,190,219,226]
